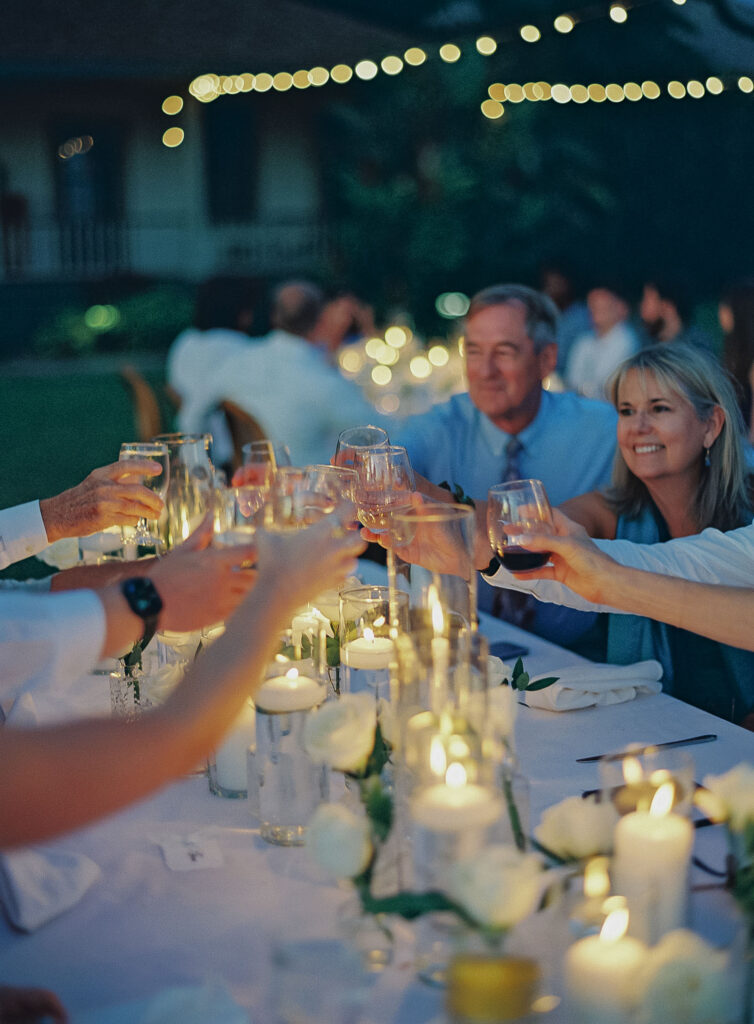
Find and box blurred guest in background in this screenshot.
[313,291,376,363]
[720,278,754,442]
[539,263,591,375]
[179,279,387,466]
[169,275,258,465]
[639,276,713,350]
[566,281,639,399]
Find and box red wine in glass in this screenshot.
[500,546,550,572]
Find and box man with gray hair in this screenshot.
[395,283,617,645]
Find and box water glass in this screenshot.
[264,467,340,531]
[118,441,169,553]
[240,440,292,486]
[213,485,267,547]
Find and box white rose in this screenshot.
[306,803,373,879]
[534,794,618,860]
[303,693,377,774]
[636,930,733,1024]
[36,537,80,570]
[139,662,184,705]
[448,844,543,929]
[701,763,754,831]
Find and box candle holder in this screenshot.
[208,698,257,799]
[409,722,504,987]
[389,502,477,630]
[598,746,695,818]
[340,585,409,700]
[251,628,329,845]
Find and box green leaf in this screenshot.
[363,777,394,843]
[513,672,530,691]
[524,676,559,692]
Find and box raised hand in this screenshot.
[40,460,165,541]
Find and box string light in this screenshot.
[177,0,754,122]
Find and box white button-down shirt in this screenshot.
[0,501,49,571]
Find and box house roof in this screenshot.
[0,0,411,80]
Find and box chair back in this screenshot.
[119,365,164,441]
[220,399,268,471]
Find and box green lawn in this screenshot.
[0,366,174,578]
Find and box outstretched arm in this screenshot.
[0,521,365,849]
[510,511,754,652]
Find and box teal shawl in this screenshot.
[606,504,754,724]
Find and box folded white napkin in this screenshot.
[77,982,249,1024]
[0,847,101,932]
[522,659,663,712]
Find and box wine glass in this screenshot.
[352,445,415,534]
[118,441,169,553]
[239,440,293,486]
[487,479,553,572]
[333,425,389,468]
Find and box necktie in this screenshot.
[492,436,537,629]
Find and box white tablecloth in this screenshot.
[1,604,752,1022]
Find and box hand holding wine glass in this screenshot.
[487,479,553,572]
[352,445,415,534]
[119,442,169,550]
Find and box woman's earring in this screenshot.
[704,447,711,468]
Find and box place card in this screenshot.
[156,833,224,872]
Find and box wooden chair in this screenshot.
[119,364,164,441]
[220,399,267,472]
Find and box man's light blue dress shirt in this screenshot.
[395,388,618,647]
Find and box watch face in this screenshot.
[123,577,163,618]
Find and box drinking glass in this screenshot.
[301,465,358,523]
[264,467,340,532]
[487,479,553,572]
[152,433,214,548]
[352,445,415,535]
[118,441,169,552]
[240,440,292,486]
[213,485,267,548]
[333,425,389,468]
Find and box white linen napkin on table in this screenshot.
[0,847,101,932]
[0,691,102,931]
[521,659,663,712]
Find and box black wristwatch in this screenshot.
[121,577,163,648]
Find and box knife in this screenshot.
[576,733,717,763]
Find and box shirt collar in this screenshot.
[476,388,553,456]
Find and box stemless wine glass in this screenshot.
[240,440,293,486]
[118,441,169,552]
[213,485,267,547]
[352,445,415,534]
[265,467,340,531]
[333,425,389,468]
[487,479,553,572]
[301,465,358,523]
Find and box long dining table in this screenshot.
[1,586,753,1023]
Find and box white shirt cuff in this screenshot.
[0,501,49,570]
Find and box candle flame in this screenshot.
[428,584,444,635]
[446,761,467,788]
[429,736,447,777]
[363,627,375,643]
[373,615,386,628]
[650,780,675,817]
[623,756,643,785]
[600,905,629,943]
[285,667,300,681]
[584,856,610,899]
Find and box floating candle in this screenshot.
[341,628,394,670]
[254,668,326,713]
[411,761,502,832]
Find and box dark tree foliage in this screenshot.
[317,1,754,331]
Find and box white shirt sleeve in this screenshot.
[485,521,754,613]
[0,590,106,703]
[0,501,49,570]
